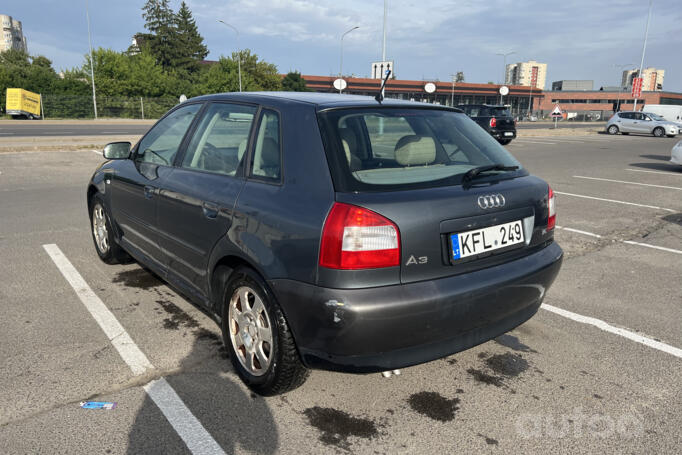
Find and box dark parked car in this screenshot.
[458,104,517,145]
[88,92,562,395]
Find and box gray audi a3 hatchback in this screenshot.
[88,92,563,395]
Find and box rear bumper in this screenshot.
[270,242,563,373]
[490,129,516,140]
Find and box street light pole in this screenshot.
[633,0,652,111]
[339,26,359,93]
[86,0,98,119]
[495,51,515,104]
[614,63,634,112]
[450,74,456,107]
[218,20,242,92]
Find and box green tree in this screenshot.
[196,50,281,95]
[174,1,208,73]
[281,71,309,91]
[455,71,465,83]
[141,0,177,69]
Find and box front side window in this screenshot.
[181,103,257,176]
[250,110,281,181]
[318,108,524,192]
[136,103,201,165]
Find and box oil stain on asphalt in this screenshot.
[485,353,529,377]
[111,268,162,289]
[155,299,200,330]
[303,406,378,450]
[407,391,460,422]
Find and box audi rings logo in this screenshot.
[477,194,506,209]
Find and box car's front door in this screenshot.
[155,102,258,300]
[109,103,202,269]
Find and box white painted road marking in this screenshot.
[626,168,682,177]
[622,240,682,255]
[91,149,101,155]
[573,175,682,191]
[43,244,226,455]
[43,244,153,375]
[556,225,682,255]
[542,304,682,359]
[555,225,602,238]
[554,191,675,212]
[511,139,558,145]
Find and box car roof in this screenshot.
[188,91,462,111]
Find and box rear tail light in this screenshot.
[489,117,497,128]
[319,202,400,269]
[547,185,556,230]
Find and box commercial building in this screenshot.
[0,14,27,53]
[551,80,593,91]
[301,75,542,114]
[622,67,664,91]
[505,60,547,89]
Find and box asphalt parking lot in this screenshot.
[1,132,680,454]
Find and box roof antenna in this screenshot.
[375,69,392,103]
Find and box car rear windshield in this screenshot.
[317,107,524,192]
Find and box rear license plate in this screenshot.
[451,220,524,260]
[504,132,514,136]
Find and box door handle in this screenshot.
[144,185,155,199]
[202,202,219,219]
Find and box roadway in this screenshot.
[0,132,679,453]
[0,120,602,138]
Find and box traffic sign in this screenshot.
[631,77,643,98]
[550,105,562,118]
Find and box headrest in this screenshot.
[260,137,279,166]
[394,135,436,166]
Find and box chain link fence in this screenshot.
[40,95,179,119]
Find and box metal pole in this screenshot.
[495,51,516,100]
[140,97,144,120]
[614,63,633,112]
[218,21,242,92]
[633,0,652,111]
[339,26,359,93]
[450,74,456,107]
[382,0,387,61]
[527,84,532,118]
[86,0,98,119]
[40,93,45,119]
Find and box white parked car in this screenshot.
[606,111,678,137]
[671,140,682,166]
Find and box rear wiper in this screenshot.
[462,164,519,183]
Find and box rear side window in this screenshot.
[181,103,257,176]
[250,109,281,182]
[318,108,524,192]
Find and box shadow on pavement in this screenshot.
[126,336,279,454]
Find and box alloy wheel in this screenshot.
[92,203,109,254]
[228,286,273,376]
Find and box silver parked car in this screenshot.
[606,111,678,137]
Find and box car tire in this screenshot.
[89,193,131,264]
[607,125,619,135]
[498,139,512,145]
[653,127,665,138]
[221,266,309,396]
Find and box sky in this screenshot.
[4,0,682,91]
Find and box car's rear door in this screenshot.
[109,102,202,269]
[155,102,258,300]
[617,112,634,132]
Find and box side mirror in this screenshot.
[103,142,131,160]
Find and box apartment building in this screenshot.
[1,14,28,53]
[505,60,547,89]
[621,67,664,91]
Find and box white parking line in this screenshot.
[626,168,682,177]
[622,240,682,255]
[555,225,682,255]
[542,304,682,359]
[555,225,602,238]
[91,150,101,155]
[554,191,675,212]
[43,244,226,455]
[574,175,682,191]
